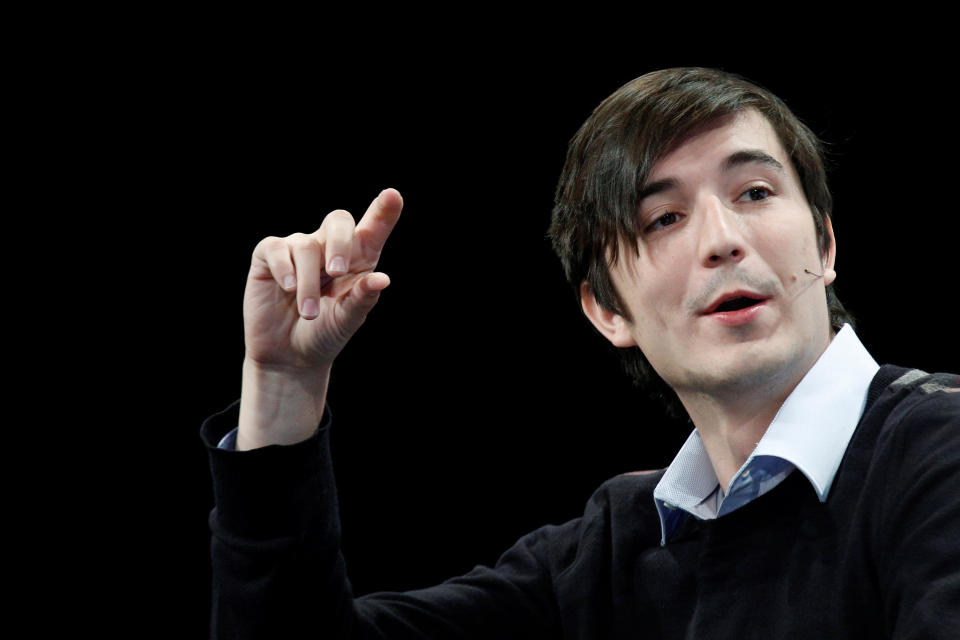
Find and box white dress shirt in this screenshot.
[653,324,880,545]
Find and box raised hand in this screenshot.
[237,188,403,449]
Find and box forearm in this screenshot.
[237,358,330,450]
[204,402,351,639]
[203,397,564,639]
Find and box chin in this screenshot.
[671,337,812,398]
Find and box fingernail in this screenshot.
[301,298,318,318]
[283,275,296,290]
[329,257,346,274]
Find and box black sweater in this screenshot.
[202,365,960,639]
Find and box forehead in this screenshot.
[649,109,790,180]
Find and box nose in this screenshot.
[697,195,747,268]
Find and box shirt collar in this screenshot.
[652,324,879,542]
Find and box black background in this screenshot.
[79,23,957,635]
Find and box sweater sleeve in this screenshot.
[876,385,960,639]
[200,401,566,640]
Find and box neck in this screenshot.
[675,332,835,492]
[680,388,790,492]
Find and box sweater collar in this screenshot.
[652,324,879,543]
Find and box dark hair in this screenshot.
[548,67,855,418]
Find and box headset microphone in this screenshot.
[804,268,824,278]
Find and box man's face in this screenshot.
[586,109,837,401]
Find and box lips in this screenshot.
[702,290,769,315]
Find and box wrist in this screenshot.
[237,359,331,450]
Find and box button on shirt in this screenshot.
[653,324,880,545]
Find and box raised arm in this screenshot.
[208,188,568,639]
[237,188,403,450]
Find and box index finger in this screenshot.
[354,188,404,261]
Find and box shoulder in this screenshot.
[850,366,960,521]
[867,366,960,451]
[516,469,665,547]
[851,369,960,617]
[830,366,958,517]
[589,469,666,513]
[575,469,666,543]
[883,367,960,408]
[524,470,665,548]
[520,469,666,585]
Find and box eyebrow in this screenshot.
[636,149,786,205]
[721,149,785,174]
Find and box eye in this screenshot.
[738,186,773,202]
[644,211,684,234]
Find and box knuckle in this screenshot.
[326,209,355,222]
[323,210,356,235]
[288,233,319,252]
[255,235,282,251]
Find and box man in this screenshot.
[202,68,959,638]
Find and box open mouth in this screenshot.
[712,296,765,313]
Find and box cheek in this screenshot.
[612,264,677,341]
[629,280,683,344]
[755,217,821,280]
[632,244,695,319]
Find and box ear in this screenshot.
[822,216,837,286]
[580,281,638,348]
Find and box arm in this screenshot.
[207,189,401,637]
[203,384,564,640]
[204,400,344,638]
[205,189,562,638]
[204,403,564,639]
